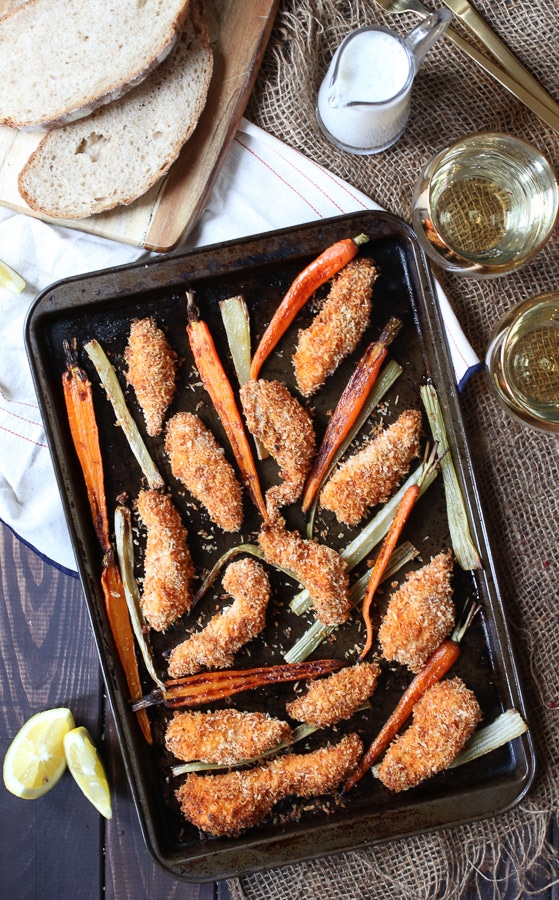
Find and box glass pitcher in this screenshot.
[316,9,452,155]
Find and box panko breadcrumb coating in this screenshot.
[375,678,482,792]
[165,709,293,765]
[286,662,381,727]
[125,317,178,436]
[293,258,378,397]
[258,512,351,626]
[176,732,363,836]
[136,490,195,631]
[378,550,455,673]
[167,557,270,678]
[320,409,422,526]
[240,378,316,512]
[165,411,243,532]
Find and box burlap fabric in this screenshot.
[227,1,559,898]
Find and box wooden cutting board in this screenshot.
[0,0,279,251]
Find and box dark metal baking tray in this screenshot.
[24,211,535,882]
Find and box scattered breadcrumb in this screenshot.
[293,258,378,397]
[286,662,381,727]
[320,409,422,526]
[165,709,292,765]
[167,557,270,678]
[176,732,363,836]
[136,490,194,631]
[375,677,482,792]
[165,411,243,532]
[378,550,455,672]
[240,378,316,512]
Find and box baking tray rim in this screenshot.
[24,210,537,881]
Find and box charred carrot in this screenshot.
[301,317,402,514]
[359,444,439,660]
[186,292,269,523]
[250,233,369,380]
[62,340,152,743]
[132,658,345,710]
[344,601,478,793]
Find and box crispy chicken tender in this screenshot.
[375,678,482,792]
[258,512,350,626]
[165,709,293,765]
[320,409,422,526]
[239,378,316,511]
[176,732,363,836]
[136,490,195,631]
[167,557,270,678]
[378,550,455,673]
[293,257,378,397]
[165,411,243,532]
[286,662,381,727]
[125,317,178,437]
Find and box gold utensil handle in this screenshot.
[443,27,559,133]
[441,0,559,118]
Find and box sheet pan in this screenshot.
[25,211,535,881]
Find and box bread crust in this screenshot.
[17,0,213,218]
[0,0,193,131]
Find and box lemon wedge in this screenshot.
[0,258,25,293]
[63,726,112,819]
[3,707,75,799]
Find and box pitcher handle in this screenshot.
[406,8,452,66]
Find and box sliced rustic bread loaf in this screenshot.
[0,0,193,130]
[18,1,213,219]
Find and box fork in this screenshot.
[372,0,559,133]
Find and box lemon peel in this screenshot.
[63,726,112,819]
[0,259,26,293]
[3,707,75,799]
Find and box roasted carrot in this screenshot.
[62,341,111,556]
[186,292,269,523]
[301,317,402,514]
[344,601,478,793]
[359,444,439,660]
[62,340,152,744]
[250,233,369,380]
[132,658,345,710]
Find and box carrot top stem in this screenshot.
[250,233,369,380]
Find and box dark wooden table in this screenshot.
[2,519,558,899]
[0,519,234,899]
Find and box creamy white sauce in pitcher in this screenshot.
[317,30,413,152]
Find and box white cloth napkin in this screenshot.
[0,118,480,573]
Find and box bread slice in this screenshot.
[0,0,193,130]
[18,1,213,219]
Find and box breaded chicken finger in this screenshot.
[167,557,270,678]
[375,678,481,792]
[378,550,455,673]
[258,512,351,626]
[286,662,381,727]
[320,409,422,526]
[125,317,178,437]
[136,490,195,631]
[176,732,363,836]
[165,709,293,765]
[165,411,243,532]
[240,378,316,512]
[293,257,378,397]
